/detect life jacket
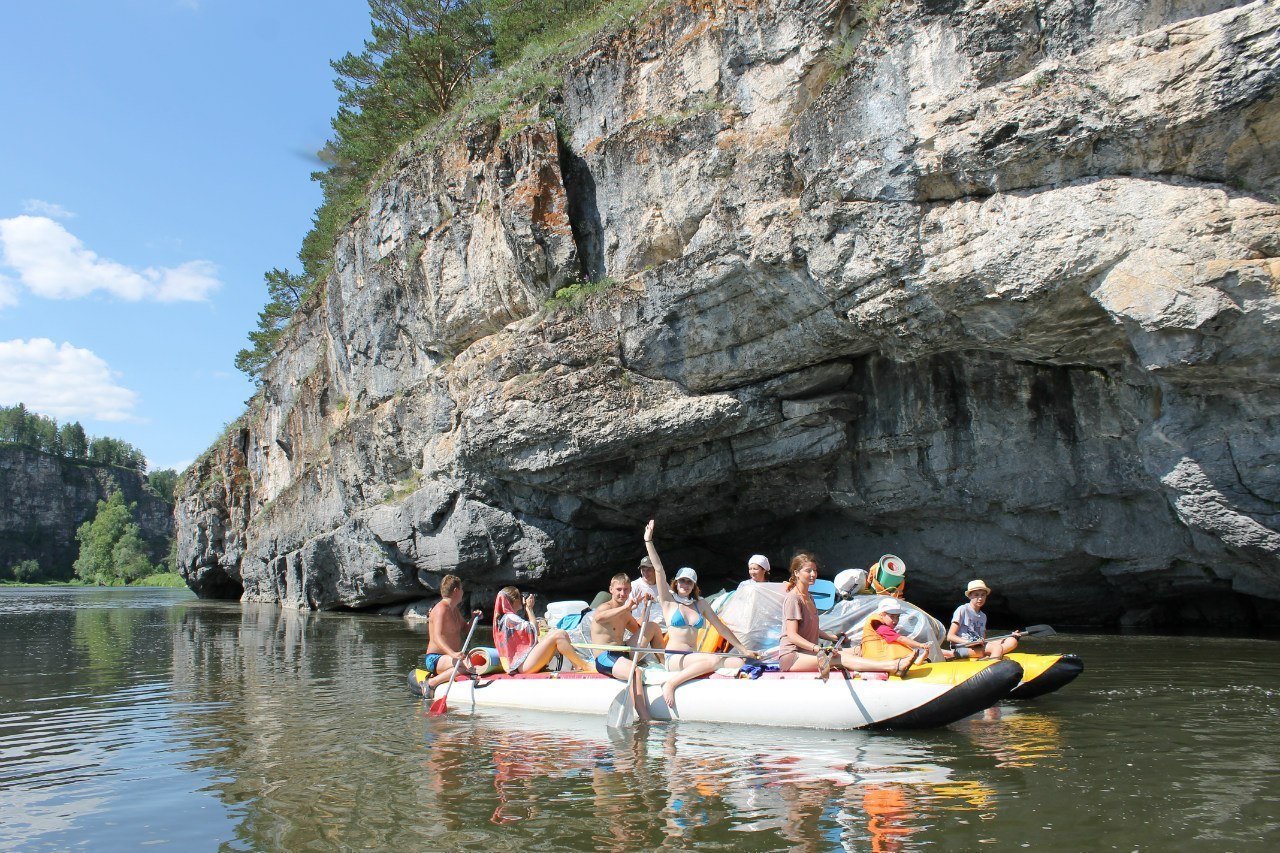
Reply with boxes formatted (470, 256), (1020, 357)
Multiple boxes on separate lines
(860, 614), (914, 662)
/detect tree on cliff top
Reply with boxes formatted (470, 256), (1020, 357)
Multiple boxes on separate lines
(236, 0), (621, 381)
(73, 492), (157, 585)
(1, 403), (148, 470)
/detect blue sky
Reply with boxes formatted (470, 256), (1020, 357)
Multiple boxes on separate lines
(0, 0), (371, 471)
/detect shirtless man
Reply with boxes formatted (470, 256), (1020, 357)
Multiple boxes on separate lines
(425, 574), (481, 689)
(590, 574), (662, 679)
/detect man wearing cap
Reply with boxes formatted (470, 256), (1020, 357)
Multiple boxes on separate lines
(630, 556), (665, 629)
(747, 554), (770, 583)
(947, 579), (1021, 660)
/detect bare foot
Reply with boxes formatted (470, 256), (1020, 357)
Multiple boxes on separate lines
(662, 683), (678, 716)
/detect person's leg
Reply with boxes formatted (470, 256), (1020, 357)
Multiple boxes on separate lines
(426, 654), (458, 687)
(518, 634), (562, 673)
(839, 651), (912, 675)
(783, 652), (820, 672)
(987, 636), (1018, 659)
(661, 653), (718, 712)
(552, 632), (594, 671)
(610, 655), (635, 682)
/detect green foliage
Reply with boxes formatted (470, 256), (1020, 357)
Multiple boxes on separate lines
(1, 403), (147, 469)
(73, 492), (158, 586)
(87, 436), (147, 470)
(147, 468), (180, 503)
(384, 470), (424, 503)
(234, 267), (312, 380)
(489, 0), (600, 67)
(134, 572), (187, 587)
(59, 421), (87, 458)
(544, 275), (617, 313)
(650, 97), (728, 128)
(2, 559), (43, 583)
(859, 0), (887, 23)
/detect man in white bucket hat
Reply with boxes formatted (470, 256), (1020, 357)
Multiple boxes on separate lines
(947, 579), (1021, 659)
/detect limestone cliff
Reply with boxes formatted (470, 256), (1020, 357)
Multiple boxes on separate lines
(0, 446), (173, 578)
(177, 0), (1280, 627)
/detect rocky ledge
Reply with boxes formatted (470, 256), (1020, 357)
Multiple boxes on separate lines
(177, 0), (1280, 628)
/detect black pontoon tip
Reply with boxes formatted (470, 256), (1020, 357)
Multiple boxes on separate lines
(1008, 654), (1084, 700)
(872, 659), (1024, 730)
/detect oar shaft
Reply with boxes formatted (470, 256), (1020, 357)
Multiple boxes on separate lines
(430, 614), (481, 714)
(575, 642), (758, 660)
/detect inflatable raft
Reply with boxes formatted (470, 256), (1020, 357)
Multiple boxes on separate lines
(1005, 652), (1084, 699)
(409, 657), (1023, 730)
(708, 585), (1083, 701)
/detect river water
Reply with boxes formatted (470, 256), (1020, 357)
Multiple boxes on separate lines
(1, 587), (1277, 851)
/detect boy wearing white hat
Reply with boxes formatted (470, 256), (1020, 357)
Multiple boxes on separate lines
(947, 579), (1020, 660)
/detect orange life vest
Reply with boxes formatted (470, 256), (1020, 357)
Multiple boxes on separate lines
(860, 615), (914, 662)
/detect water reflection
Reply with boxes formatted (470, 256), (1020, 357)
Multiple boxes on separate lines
(407, 709), (1015, 851)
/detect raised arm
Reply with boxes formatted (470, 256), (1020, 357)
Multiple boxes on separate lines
(644, 519), (674, 605)
(702, 604), (756, 657)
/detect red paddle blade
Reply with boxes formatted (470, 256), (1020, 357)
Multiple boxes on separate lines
(428, 695), (447, 716)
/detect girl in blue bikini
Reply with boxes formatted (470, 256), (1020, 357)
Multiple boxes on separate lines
(643, 519), (758, 714)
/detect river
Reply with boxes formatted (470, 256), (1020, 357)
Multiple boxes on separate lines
(1, 587), (1277, 850)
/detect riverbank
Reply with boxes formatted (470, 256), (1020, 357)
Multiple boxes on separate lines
(0, 572), (186, 588)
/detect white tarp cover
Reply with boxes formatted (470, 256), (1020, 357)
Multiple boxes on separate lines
(551, 583), (949, 662)
(711, 582), (948, 660)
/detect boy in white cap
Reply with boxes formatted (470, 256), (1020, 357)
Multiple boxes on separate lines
(747, 554), (770, 583)
(947, 579), (1021, 660)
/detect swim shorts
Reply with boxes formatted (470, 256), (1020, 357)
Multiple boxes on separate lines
(594, 650), (630, 676)
(423, 653), (443, 675)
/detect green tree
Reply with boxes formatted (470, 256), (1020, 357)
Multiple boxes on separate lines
(73, 492), (155, 585)
(111, 528), (155, 583)
(11, 559), (43, 582)
(233, 268), (310, 380)
(489, 0), (600, 66)
(59, 421), (88, 458)
(147, 468), (180, 503)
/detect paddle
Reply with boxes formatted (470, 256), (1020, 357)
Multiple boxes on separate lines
(428, 614), (481, 717)
(955, 624), (1056, 648)
(605, 611), (651, 728)
(576, 642), (760, 662)
(810, 579), (837, 613)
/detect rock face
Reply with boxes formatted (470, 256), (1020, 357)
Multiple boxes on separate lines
(0, 446), (173, 578)
(177, 0), (1280, 628)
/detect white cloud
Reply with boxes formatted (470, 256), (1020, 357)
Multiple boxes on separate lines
(0, 272), (18, 309)
(22, 199), (75, 220)
(0, 216), (221, 304)
(0, 338), (140, 422)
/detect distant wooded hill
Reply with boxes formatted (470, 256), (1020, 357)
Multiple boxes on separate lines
(0, 404), (176, 581)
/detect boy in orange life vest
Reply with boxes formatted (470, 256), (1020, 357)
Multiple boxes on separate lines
(860, 599), (931, 665)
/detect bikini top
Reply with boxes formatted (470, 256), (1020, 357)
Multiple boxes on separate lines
(668, 604), (706, 630)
